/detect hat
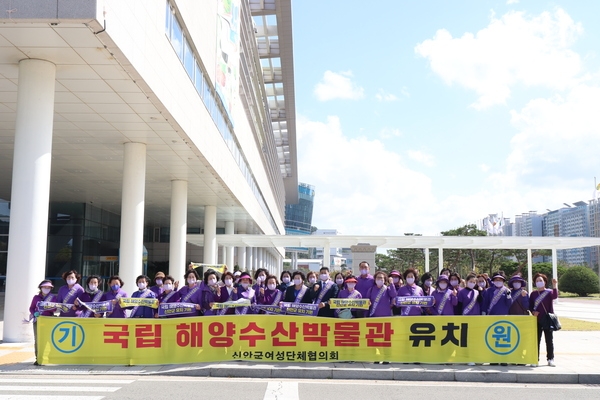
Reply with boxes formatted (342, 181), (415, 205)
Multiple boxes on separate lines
(154, 271), (165, 278)
(345, 277), (358, 283)
(389, 270), (401, 277)
(491, 272), (506, 281)
(39, 280), (54, 288)
(436, 274), (450, 284)
(234, 271), (242, 277)
(508, 275), (525, 288)
(238, 272), (252, 282)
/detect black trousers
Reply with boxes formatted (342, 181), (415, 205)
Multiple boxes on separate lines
(537, 318), (554, 361)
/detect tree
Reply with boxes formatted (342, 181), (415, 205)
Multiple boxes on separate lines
(559, 266), (600, 297)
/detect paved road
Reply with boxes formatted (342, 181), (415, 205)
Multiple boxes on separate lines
(0, 376), (598, 400)
(554, 298), (600, 322)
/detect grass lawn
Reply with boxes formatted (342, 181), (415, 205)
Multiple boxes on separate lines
(559, 317), (600, 331)
(558, 292), (600, 299)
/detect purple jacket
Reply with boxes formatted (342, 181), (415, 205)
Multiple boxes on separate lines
(218, 285), (238, 315)
(397, 284), (425, 316)
(56, 284), (84, 317)
(235, 286), (256, 315)
(150, 285), (164, 297)
(102, 288), (128, 318)
(257, 288), (283, 306)
(432, 288), (458, 315)
(457, 287), (481, 315)
(176, 284), (203, 317)
(128, 289), (157, 318)
(482, 286), (513, 315)
(336, 288), (362, 317)
(366, 284), (397, 317)
(77, 290), (104, 317)
(356, 274), (374, 298)
(530, 288), (558, 323)
(29, 293), (56, 317)
(509, 289), (530, 315)
(201, 285), (222, 316)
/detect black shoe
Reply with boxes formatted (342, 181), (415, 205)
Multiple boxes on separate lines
(382, 361), (389, 365)
(33, 361), (39, 366)
(500, 363), (508, 366)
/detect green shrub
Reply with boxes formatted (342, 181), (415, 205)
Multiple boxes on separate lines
(558, 266), (600, 297)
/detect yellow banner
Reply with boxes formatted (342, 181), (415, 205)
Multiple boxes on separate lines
(211, 300), (251, 310)
(118, 298), (159, 309)
(328, 299), (371, 309)
(37, 315), (537, 365)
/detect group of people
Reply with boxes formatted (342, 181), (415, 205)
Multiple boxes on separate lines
(29, 261), (558, 367)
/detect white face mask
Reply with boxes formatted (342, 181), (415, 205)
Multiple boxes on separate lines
(308, 277), (316, 284)
(41, 287), (51, 295)
(282, 277), (290, 283)
(164, 283), (173, 291)
(494, 281), (504, 288)
(450, 280), (459, 287)
(536, 281), (545, 288)
(406, 278), (415, 285)
(336, 278), (344, 285)
(438, 282), (448, 290)
(155, 279), (163, 286)
(320, 274), (329, 282)
(241, 282), (250, 289)
(88, 284), (97, 292)
(267, 283), (276, 291)
(257, 275), (265, 283)
(376, 280), (384, 287)
(137, 282), (146, 290)
(225, 279), (233, 287)
(293, 278), (302, 286)
(66, 278), (76, 285)
(208, 278), (217, 286)
(513, 282), (522, 290)
(478, 281), (486, 288)
(467, 282), (476, 289)
(360, 269), (368, 276)
(393, 277), (400, 283)
(425, 280), (432, 287)
(187, 278), (196, 285)
(347, 283), (356, 290)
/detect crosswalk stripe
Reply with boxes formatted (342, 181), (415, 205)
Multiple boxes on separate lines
(0, 379), (134, 385)
(263, 381), (299, 400)
(0, 396), (104, 400)
(0, 386), (119, 392)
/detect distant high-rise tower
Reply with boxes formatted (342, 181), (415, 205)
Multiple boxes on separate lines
(285, 183), (315, 236)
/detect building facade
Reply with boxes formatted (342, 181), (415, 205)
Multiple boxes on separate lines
(0, 0), (297, 342)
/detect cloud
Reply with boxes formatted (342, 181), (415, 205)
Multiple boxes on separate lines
(506, 0), (519, 4)
(313, 70), (364, 101)
(375, 89), (399, 102)
(407, 150), (436, 167)
(479, 164), (491, 172)
(415, 8), (583, 109)
(379, 127), (402, 139)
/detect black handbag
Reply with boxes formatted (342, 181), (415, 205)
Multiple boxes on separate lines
(542, 303), (561, 331)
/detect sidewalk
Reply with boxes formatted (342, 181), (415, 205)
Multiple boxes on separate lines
(1, 331), (599, 384)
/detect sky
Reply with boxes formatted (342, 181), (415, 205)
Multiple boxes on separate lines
(290, 0), (600, 236)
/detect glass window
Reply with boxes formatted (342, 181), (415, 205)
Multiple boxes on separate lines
(195, 63), (203, 95)
(184, 39), (195, 80)
(165, 2), (171, 37)
(171, 16), (183, 60)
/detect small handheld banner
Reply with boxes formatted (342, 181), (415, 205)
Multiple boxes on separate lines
(37, 301), (72, 314)
(396, 296), (434, 307)
(211, 299), (251, 310)
(119, 298), (159, 309)
(281, 302), (319, 316)
(253, 304), (284, 314)
(329, 299), (371, 310)
(158, 302), (198, 317)
(78, 300), (113, 313)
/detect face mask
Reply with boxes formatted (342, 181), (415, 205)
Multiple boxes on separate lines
(478, 282), (486, 288)
(347, 283), (356, 290)
(308, 277), (316, 284)
(155, 279), (163, 286)
(336, 278), (344, 285)
(225, 279), (233, 287)
(376, 280), (384, 287)
(320, 274), (329, 282)
(257, 275), (265, 283)
(267, 283), (276, 291)
(241, 282), (250, 289)
(360, 269), (368, 276)
(406, 278), (415, 285)
(208, 278), (217, 286)
(293, 278), (302, 286)
(164, 283), (173, 291)
(425, 280), (432, 287)
(393, 277), (400, 283)
(536, 281), (545, 288)
(137, 282), (146, 290)
(88, 284), (97, 292)
(187, 278), (196, 285)
(450, 280), (459, 286)
(41, 288), (51, 295)
(467, 282), (476, 289)
(438, 282), (448, 290)
(494, 281), (504, 288)
(513, 282), (522, 290)
(66, 278), (76, 285)
(282, 277), (290, 284)
(111, 284), (120, 291)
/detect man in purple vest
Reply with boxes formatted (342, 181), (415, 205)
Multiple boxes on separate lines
(355, 261), (374, 318)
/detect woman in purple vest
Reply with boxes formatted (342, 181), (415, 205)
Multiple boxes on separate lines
(283, 271), (312, 304)
(366, 271), (397, 317)
(390, 270), (403, 315)
(257, 275), (283, 312)
(335, 275), (362, 318)
(421, 272), (435, 296)
(432, 275), (458, 315)
(530, 273), (558, 367)
(508, 273), (530, 315)
(457, 273), (482, 316)
(127, 275), (157, 318)
(103, 275), (128, 318)
(56, 270), (84, 318)
(397, 268), (425, 316)
(252, 268), (268, 304)
(218, 272), (238, 315)
(201, 270), (222, 316)
(75, 275), (104, 318)
(157, 275), (181, 318)
(29, 279), (55, 365)
(150, 271), (166, 297)
(236, 272), (256, 315)
(482, 272), (512, 316)
(177, 269), (203, 317)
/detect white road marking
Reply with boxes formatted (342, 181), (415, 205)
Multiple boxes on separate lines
(263, 381), (300, 400)
(0, 386), (119, 392)
(0, 397), (104, 400)
(0, 379), (134, 384)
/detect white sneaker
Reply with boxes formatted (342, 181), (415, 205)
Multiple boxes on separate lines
(548, 359), (556, 367)
(468, 362), (476, 366)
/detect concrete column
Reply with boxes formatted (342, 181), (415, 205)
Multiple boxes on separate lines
(203, 205), (217, 264)
(119, 142), (147, 295)
(527, 248), (533, 294)
(552, 248), (558, 303)
(236, 229), (246, 271)
(3, 59), (56, 343)
(438, 248), (444, 273)
(323, 244), (331, 270)
(169, 180), (187, 283)
(424, 248), (430, 272)
(225, 221), (234, 269)
(245, 246), (252, 272)
(257, 248), (264, 271)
